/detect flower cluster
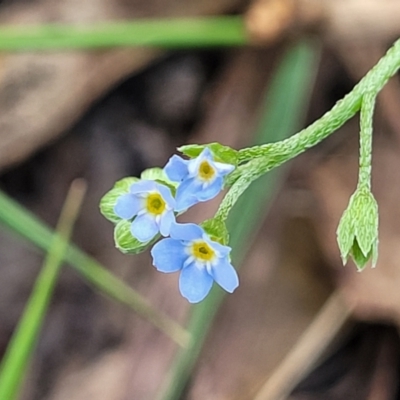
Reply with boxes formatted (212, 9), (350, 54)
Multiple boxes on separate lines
(101, 148), (238, 303)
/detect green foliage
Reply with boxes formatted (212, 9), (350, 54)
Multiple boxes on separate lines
(178, 142), (239, 166)
(337, 187), (379, 269)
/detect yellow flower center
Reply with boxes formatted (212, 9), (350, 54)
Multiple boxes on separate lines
(191, 240), (215, 262)
(198, 160), (215, 181)
(146, 192), (166, 215)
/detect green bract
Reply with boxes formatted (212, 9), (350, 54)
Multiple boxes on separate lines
(100, 168), (178, 254)
(114, 220), (157, 254)
(100, 177), (139, 223)
(178, 142), (238, 166)
(201, 217), (229, 245)
(336, 187), (379, 270)
(140, 167), (178, 194)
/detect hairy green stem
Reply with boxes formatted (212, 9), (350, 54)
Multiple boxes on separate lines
(358, 91), (376, 189)
(217, 38), (400, 220)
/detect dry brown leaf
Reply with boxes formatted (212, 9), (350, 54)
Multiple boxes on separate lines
(0, 0), (246, 171)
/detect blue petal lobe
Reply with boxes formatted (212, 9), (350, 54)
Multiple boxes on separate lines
(114, 194), (142, 219)
(196, 177), (223, 201)
(214, 161), (235, 176)
(211, 258), (239, 293)
(204, 239), (231, 257)
(151, 238), (186, 273)
(179, 264), (213, 303)
(199, 147), (213, 160)
(175, 195), (198, 213)
(170, 222), (203, 241)
(157, 184), (175, 208)
(130, 214), (158, 242)
(175, 178), (201, 211)
(164, 155), (189, 182)
(159, 210), (175, 237)
(130, 180), (156, 194)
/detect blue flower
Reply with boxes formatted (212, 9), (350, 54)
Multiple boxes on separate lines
(164, 148), (235, 212)
(151, 223), (239, 303)
(114, 180), (175, 243)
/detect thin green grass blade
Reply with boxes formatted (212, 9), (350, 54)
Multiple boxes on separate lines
(0, 17), (246, 51)
(157, 40), (320, 400)
(0, 179), (86, 400)
(0, 190), (190, 347)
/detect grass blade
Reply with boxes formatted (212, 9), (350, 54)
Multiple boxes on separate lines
(157, 40), (320, 400)
(0, 17), (246, 51)
(0, 190), (190, 347)
(0, 179), (86, 400)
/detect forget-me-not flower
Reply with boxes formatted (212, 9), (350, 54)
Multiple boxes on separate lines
(164, 148), (235, 212)
(114, 180), (175, 243)
(151, 222), (239, 303)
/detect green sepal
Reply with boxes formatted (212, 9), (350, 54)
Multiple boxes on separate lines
(201, 218), (229, 245)
(141, 167), (178, 195)
(99, 177), (140, 224)
(178, 142), (238, 166)
(336, 187), (379, 270)
(114, 219), (157, 254)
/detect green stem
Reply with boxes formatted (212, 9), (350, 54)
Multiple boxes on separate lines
(219, 38), (400, 219)
(0, 17), (246, 51)
(358, 91), (376, 189)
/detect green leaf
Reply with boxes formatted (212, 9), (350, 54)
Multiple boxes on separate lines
(114, 219), (155, 254)
(100, 177), (139, 223)
(178, 142), (238, 166)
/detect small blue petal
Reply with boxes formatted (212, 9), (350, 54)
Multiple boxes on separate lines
(179, 264), (213, 303)
(151, 238), (187, 273)
(170, 222), (203, 241)
(130, 180), (156, 194)
(175, 178), (202, 211)
(211, 258), (239, 293)
(157, 184), (175, 208)
(164, 155), (189, 182)
(199, 147), (213, 160)
(130, 214), (158, 242)
(175, 195), (199, 213)
(114, 194), (142, 219)
(196, 177), (223, 201)
(187, 150), (209, 176)
(214, 161), (235, 176)
(204, 239), (231, 257)
(159, 210), (175, 237)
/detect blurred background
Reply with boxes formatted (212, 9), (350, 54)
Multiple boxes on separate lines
(1, 0), (400, 399)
